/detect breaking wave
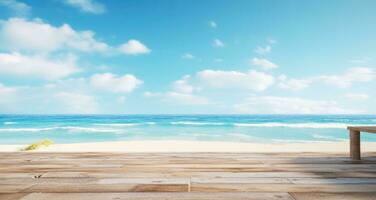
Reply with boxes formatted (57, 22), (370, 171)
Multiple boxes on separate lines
(170, 121), (225, 126)
(233, 123), (372, 129)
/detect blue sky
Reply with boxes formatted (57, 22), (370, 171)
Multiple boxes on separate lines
(0, 0), (375, 114)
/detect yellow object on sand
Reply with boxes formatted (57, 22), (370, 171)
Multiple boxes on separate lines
(24, 139), (54, 151)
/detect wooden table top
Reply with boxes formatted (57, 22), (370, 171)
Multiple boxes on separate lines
(1, 152), (376, 200)
(347, 126), (376, 133)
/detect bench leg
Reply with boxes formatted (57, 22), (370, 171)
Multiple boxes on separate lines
(350, 130), (361, 160)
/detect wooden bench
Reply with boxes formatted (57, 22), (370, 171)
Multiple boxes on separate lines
(347, 126), (376, 160)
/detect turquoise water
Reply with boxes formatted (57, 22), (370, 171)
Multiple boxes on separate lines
(0, 115), (375, 144)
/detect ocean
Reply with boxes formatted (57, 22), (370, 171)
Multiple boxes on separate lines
(0, 115), (375, 144)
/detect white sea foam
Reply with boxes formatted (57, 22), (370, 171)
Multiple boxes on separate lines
(0, 127), (56, 132)
(170, 121), (224, 126)
(3, 122), (17, 125)
(95, 123), (139, 127)
(233, 123), (373, 129)
(61, 126), (121, 133)
(0, 126), (121, 133)
(271, 139), (326, 143)
(312, 134), (348, 141)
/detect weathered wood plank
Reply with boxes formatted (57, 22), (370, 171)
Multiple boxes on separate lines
(0, 152), (375, 195)
(0, 185), (33, 194)
(0, 178), (190, 193)
(2, 171), (375, 179)
(190, 183), (376, 192)
(0, 193), (28, 200)
(348, 126), (376, 134)
(192, 177), (376, 184)
(19, 192), (295, 200)
(291, 192), (376, 200)
(288, 177), (376, 184)
(23, 184), (189, 193)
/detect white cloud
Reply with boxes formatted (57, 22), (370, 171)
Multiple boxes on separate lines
(254, 45), (271, 54)
(197, 69), (274, 91)
(172, 75), (195, 94)
(182, 53), (194, 59)
(144, 91), (158, 97)
(164, 92), (209, 105)
(317, 67), (375, 88)
(0, 52), (79, 80)
(90, 73), (143, 93)
(209, 20), (217, 28)
(0, 0), (30, 16)
(145, 76), (209, 105)
(277, 75), (312, 91)
(0, 82), (100, 114)
(345, 93), (369, 100)
(54, 92), (98, 114)
(251, 58), (278, 70)
(0, 18), (110, 52)
(213, 39), (224, 48)
(0, 18), (152, 57)
(63, 0), (106, 14)
(276, 67), (375, 91)
(234, 96), (362, 114)
(214, 58), (223, 63)
(118, 39), (151, 55)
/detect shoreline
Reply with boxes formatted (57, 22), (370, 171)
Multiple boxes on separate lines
(1, 140), (376, 152)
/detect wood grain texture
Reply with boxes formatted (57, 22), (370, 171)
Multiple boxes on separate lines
(19, 192), (295, 200)
(291, 192), (376, 200)
(350, 130), (361, 160)
(347, 126), (376, 133)
(0, 152), (375, 199)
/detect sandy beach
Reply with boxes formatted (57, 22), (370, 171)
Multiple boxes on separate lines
(1, 140), (376, 152)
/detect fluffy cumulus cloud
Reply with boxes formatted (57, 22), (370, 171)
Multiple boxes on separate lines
(0, 0), (30, 16)
(90, 73), (143, 93)
(213, 39), (224, 48)
(63, 0), (106, 14)
(277, 67), (375, 91)
(0, 73), (145, 113)
(0, 82), (100, 114)
(197, 69), (274, 91)
(0, 52), (79, 80)
(118, 39), (151, 55)
(0, 18), (110, 52)
(234, 96), (362, 114)
(0, 18), (151, 55)
(144, 75), (209, 105)
(54, 92), (99, 114)
(277, 75), (312, 91)
(251, 58), (278, 70)
(317, 67), (375, 88)
(254, 45), (271, 54)
(172, 75), (195, 94)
